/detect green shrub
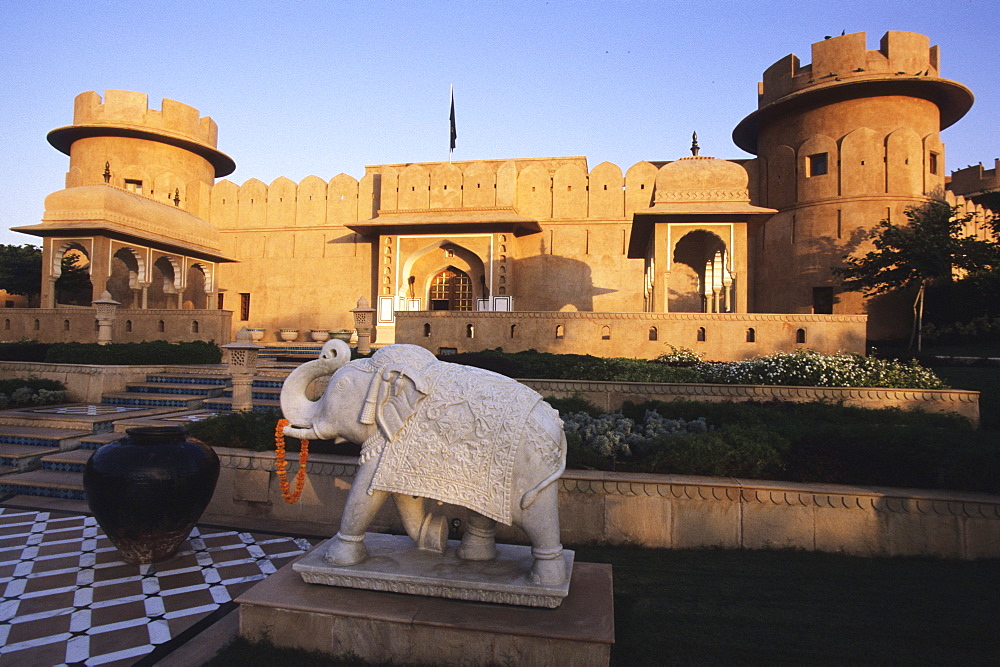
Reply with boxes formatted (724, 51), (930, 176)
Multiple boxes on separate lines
(0, 377), (68, 408)
(0, 342), (52, 362)
(44, 340), (222, 365)
(543, 394), (603, 417)
(187, 409), (283, 452)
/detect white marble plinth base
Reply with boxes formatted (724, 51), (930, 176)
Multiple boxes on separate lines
(293, 533), (574, 608)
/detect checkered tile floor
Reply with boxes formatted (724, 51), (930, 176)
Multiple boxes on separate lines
(0, 507), (315, 666)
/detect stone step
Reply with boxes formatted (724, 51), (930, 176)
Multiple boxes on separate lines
(124, 382), (226, 397)
(0, 444), (62, 473)
(0, 424), (92, 449)
(0, 404), (184, 433)
(79, 431), (128, 448)
(101, 393), (207, 410)
(220, 387), (282, 401)
(41, 448), (93, 473)
(203, 396), (281, 413)
(144, 373), (229, 387)
(0, 469), (85, 501)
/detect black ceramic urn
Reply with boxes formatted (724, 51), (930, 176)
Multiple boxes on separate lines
(83, 426), (220, 564)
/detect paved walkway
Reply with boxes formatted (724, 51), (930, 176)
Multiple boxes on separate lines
(0, 500), (319, 666)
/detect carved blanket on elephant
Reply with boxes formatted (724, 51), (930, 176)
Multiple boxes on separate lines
(365, 363), (541, 525)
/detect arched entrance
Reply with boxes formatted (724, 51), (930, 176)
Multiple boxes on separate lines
(106, 248), (141, 307)
(429, 268), (473, 311)
(55, 244), (93, 306)
(148, 257), (179, 309)
(183, 265), (207, 309)
(671, 230), (733, 313)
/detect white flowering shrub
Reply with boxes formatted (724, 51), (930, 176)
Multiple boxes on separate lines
(694, 350), (945, 389)
(563, 409), (709, 458)
(654, 345), (703, 366)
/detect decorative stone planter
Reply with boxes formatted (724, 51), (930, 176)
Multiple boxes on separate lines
(331, 330), (353, 343)
(84, 426), (220, 564)
(310, 329), (331, 342)
(246, 328), (265, 342)
(279, 328), (299, 342)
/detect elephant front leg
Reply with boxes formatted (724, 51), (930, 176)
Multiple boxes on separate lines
(457, 512), (498, 561)
(324, 463), (390, 566)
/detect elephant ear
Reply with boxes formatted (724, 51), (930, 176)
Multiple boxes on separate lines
(373, 363), (429, 442)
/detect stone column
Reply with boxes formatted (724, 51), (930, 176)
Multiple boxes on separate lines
(222, 328), (263, 412)
(93, 291), (121, 345)
(351, 297), (377, 355)
(44, 276), (57, 309)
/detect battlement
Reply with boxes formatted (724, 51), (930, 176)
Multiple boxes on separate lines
(949, 159), (1000, 197)
(758, 31), (941, 107)
(70, 90), (219, 148)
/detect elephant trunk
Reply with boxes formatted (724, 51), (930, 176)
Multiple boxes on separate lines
(279, 339), (351, 438)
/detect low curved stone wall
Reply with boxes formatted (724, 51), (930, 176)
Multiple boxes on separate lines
(204, 449), (1000, 560)
(520, 379), (981, 425)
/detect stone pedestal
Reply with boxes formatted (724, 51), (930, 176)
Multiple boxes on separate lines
(237, 543), (614, 666)
(293, 534), (573, 607)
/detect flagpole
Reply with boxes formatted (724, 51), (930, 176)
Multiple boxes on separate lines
(449, 84), (456, 163)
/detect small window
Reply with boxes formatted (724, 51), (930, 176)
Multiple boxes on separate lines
(696, 327), (706, 342)
(63, 319), (70, 331)
(423, 323), (431, 337)
(555, 325), (564, 339)
(510, 324), (517, 339)
(929, 152), (940, 175)
(125, 320), (133, 333)
(601, 325), (611, 341)
(217, 293), (225, 310)
(192, 320), (200, 334)
(648, 326), (658, 341)
(466, 324), (474, 338)
(796, 328), (807, 344)
(3, 319), (9, 330)
(124, 179), (143, 194)
(34, 319), (40, 331)
(807, 153), (828, 177)
(240, 293), (250, 321)
(158, 320), (165, 333)
(746, 327), (756, 343)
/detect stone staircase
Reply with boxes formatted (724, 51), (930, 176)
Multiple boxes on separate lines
(0, 368), (292, 501)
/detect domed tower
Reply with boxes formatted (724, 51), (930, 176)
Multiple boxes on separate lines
(14, 91), (236, 310)
(732, 31), (973, 338)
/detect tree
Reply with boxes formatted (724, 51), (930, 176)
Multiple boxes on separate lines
(834, 200), (1000, 352)
(55, 252), (93, 306)
(0, 244), (42, 306)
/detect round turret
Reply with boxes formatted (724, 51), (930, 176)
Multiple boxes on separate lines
(47, 90), (235, 210)
(731, 31), (973, 338)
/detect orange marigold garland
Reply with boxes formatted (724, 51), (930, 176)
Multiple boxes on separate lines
(275, 418), (309, 504)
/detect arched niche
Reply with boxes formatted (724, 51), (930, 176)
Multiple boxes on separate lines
(670, 230), (732, 313)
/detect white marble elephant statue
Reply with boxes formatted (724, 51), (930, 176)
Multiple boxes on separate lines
(279, 340), (568, 586)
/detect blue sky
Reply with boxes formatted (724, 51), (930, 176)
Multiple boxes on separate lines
(1, 0), (997, 246)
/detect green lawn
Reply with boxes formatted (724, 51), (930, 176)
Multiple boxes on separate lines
(210, 547), (1000, 666)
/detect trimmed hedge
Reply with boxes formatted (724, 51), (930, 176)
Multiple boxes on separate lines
(0, 342), (52, 362)
(43, 340), (222, 365)
(441, 348), (946, 389)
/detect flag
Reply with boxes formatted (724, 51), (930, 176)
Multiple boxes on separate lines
(449, 86), (457, 152)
